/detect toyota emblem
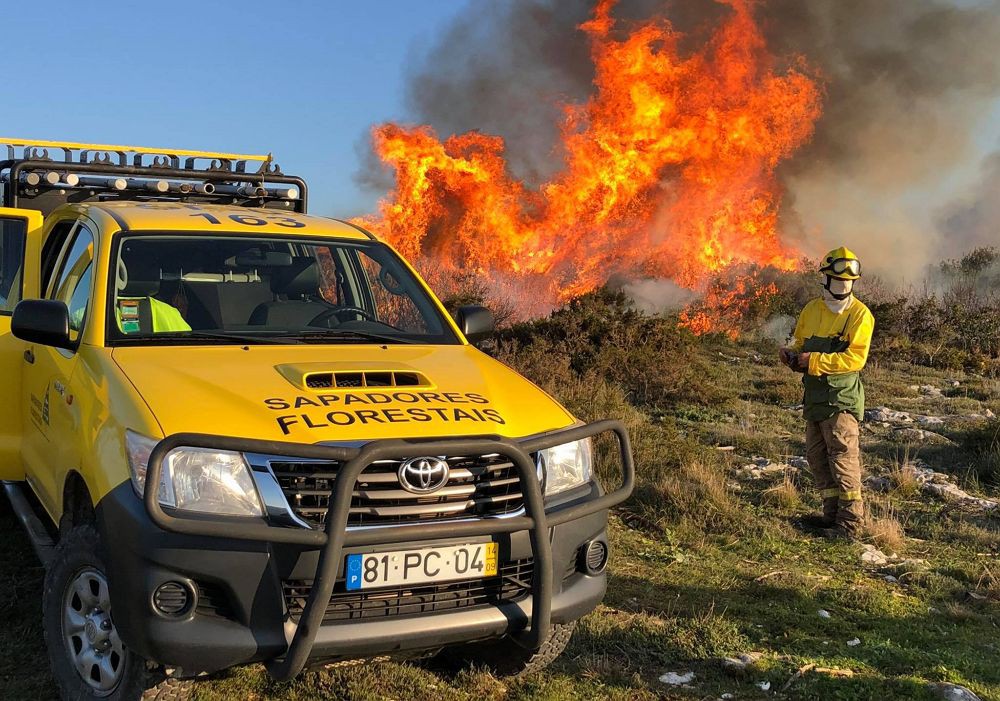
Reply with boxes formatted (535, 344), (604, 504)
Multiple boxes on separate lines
(398, 457), (450, 494)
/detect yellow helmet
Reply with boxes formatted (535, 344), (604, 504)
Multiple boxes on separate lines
(819, 246), (861, 280)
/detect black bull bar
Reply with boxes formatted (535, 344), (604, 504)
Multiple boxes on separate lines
(143, 420), (634, 681)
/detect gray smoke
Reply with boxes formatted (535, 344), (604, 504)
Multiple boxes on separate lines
(937, 150), (1000, 252)
(385, 0), (1000, 283)
(759, 314), (797, 346)
(622, 278), (696, 314)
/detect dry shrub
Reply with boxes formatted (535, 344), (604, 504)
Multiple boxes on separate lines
(761, 475), (801, 511)
(862, 497), (907, 553)
(889, 456), (922, 499)
(889, 470), (921, 499)
(976, 563), (999, 600)
(650, 459), (743, 530)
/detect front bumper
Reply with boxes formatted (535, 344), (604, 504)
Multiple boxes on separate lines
(99, 421), (633, 679)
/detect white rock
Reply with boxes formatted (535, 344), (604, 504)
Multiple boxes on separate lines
(721, 652), (762, 674)
(818, 609), (831, 619)
(659, 671), (695, 685)
(865, 476), (892, 493)
(986, 409), (996, 419)
(894, 427), (928, 442)
(847, 638), (861, 646)
(916, 415), (945, 427)
(860, 545), (890, 566)
(929, 682), (982, 701)
(757, 681), (771, 691)
(721, 695), (735, 700)
(866, 406), (913, 423)
(921, 480), (999, 511)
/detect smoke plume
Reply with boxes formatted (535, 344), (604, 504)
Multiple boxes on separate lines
(937, 150), (1000, 252)
(622, 278), (696, 314)
(385, 0), (1000, 286)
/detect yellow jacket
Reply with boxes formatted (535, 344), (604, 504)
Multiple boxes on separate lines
(789, 297), (874, 376)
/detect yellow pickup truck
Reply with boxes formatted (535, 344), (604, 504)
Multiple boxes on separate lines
(0, 139), (633, 701)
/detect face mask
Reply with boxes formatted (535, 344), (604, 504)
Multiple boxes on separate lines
(823, 276), (853, 301)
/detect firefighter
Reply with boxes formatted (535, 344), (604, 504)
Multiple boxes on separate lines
(779, 247), (875, 539)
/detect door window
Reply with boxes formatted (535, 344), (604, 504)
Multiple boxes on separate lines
(48, 225), (95, 344)
(0, 219), (26, 313)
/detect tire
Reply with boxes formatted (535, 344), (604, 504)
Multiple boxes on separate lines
(438, 621), (577, 678)
(42, 523), (192, 701)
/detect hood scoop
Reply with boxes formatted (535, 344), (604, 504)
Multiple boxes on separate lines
(304, 370), (428, 389)
(276, 362), (432, 391)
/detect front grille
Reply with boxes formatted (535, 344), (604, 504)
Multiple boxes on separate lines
(272, 453), (525, 528)
(284, 558), (534, 623)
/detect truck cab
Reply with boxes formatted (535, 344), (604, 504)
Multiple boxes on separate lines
(0, 139), (632, 701)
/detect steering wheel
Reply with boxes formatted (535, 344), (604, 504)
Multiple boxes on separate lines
(308, 306), (379, 327)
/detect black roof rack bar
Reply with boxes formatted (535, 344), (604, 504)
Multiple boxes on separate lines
(0, 159), (309, 213)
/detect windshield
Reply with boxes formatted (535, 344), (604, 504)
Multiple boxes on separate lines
(106, 234), (459, 345)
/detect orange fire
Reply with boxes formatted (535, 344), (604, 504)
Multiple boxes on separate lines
(358, 0), (822, 331)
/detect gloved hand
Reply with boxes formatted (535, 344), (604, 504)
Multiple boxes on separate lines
(778, 348), (796, 368)
(794, 352), (811, 373)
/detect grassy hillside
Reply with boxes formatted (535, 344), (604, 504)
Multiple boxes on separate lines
(1, 288), (998, 700)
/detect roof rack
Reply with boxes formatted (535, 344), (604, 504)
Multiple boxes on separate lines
(0, 138), (308, 216)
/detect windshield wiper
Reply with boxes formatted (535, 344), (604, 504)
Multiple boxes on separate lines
(285, 329), (417, 345)
(151, 330), (303, 345)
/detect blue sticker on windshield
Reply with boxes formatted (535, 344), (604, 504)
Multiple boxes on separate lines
(346, 554), (362, 591)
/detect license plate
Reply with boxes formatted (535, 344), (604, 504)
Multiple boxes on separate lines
(345, 542), (498, 591)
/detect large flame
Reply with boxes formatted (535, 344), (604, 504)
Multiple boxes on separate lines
(358, 0), (822, 332)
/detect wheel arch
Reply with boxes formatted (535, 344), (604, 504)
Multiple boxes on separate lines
(60, 469), (96, 533)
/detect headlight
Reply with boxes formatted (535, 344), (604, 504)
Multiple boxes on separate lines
(536, 438), (593, 496)
(125, 431), (263, 517)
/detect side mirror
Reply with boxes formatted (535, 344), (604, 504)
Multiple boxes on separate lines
(12, 300), (73, 350)
(456, 305), (494, 344)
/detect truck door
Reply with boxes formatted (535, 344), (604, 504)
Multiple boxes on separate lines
(20, 220), (95, 516)
(0, 207), (43, 480)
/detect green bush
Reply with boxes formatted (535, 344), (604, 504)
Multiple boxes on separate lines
(865, 282), (1000, 372)
(499, 288), (720, 408)
(959, 419), (1000, 486)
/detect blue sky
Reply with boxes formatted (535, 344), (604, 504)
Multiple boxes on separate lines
(0, 1), (466, 218)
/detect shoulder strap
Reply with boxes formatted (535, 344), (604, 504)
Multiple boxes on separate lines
(837, 300), (860, 339)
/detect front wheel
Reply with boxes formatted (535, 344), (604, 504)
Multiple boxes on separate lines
(438, 621), (577, 677)
(42, 524), (191, 701)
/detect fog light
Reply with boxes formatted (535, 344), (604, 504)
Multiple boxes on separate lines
(581, 540), (608, 575)
(152, 581), (194, 617)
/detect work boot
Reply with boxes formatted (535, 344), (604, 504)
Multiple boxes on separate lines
(819, 524), (858, 542)
(800, 497), (839, 530)
(800, 513), (835, 529)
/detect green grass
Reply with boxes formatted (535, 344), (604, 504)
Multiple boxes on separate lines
(1, 306), (998, 700)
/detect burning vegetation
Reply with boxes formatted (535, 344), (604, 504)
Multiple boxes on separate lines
(357, 0), (822, 335)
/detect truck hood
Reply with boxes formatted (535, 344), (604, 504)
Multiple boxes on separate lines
(112, 344), (574, 443)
